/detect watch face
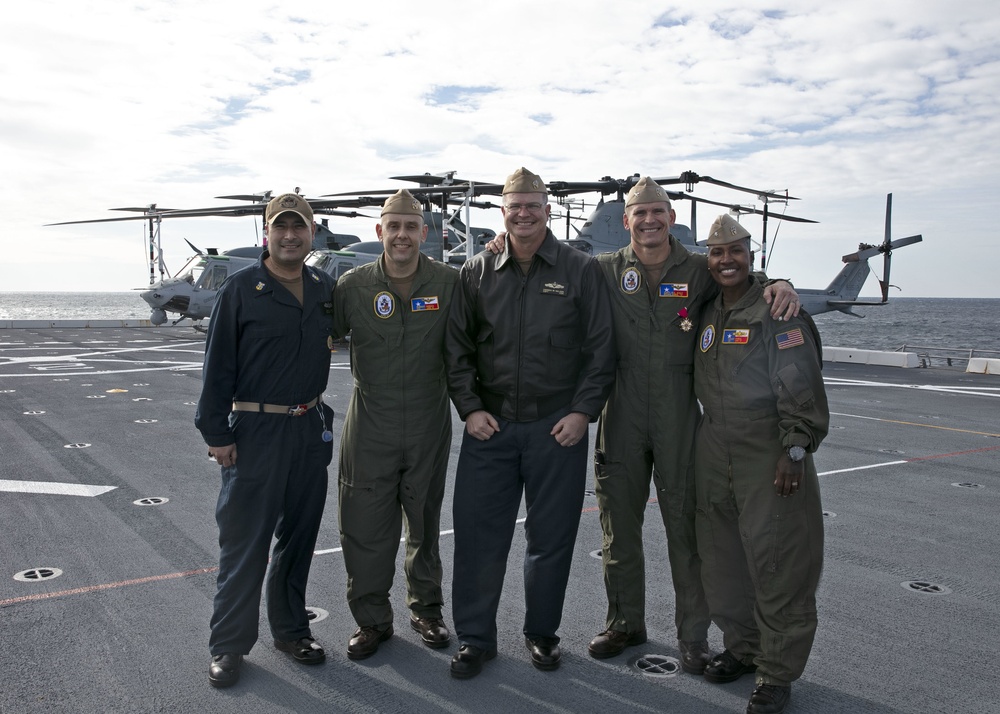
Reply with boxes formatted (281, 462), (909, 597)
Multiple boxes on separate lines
(788, 446), (806, 462)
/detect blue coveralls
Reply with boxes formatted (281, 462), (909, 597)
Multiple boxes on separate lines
(195, 253), (335, 656)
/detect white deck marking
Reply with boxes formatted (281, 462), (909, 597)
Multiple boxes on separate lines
(824, 376), (1000, 398)
(0, 479), (117, 497)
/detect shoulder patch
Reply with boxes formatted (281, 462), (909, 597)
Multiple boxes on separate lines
(776, 327), (805, 350)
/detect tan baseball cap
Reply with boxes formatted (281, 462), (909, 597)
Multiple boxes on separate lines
(265, 193), (313, 224)
(502, 167), (547, 195)
(381, 188), (424, 217)
(625, 176), (670, 207)
(706, 214), (751, 245)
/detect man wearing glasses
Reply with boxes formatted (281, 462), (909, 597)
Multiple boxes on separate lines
(445, 167), (615, 678)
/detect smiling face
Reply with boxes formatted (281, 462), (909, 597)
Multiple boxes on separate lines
(623, 200), (674, 251)
(264, 211), (315, 269)
(707, 237), (753, 299)
(502, 192), (550, 245)
(376, 212), (428, 273)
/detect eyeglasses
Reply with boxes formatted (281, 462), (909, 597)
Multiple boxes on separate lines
(504, 202), (545, 213)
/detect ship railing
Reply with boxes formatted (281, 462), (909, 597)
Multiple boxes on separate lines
(895, 345), (1000, 369)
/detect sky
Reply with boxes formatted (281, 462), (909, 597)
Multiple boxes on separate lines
(2, 1), (999, 298)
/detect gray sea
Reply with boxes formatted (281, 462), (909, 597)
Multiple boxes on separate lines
(0, 292), (996, 353)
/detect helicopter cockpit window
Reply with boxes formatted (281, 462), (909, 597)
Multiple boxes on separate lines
(197, 264), (228, 291)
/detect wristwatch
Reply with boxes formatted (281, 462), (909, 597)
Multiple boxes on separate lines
(787, 445), (806, 462)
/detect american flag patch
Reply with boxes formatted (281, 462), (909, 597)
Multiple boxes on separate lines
(776, 328), (804, 350)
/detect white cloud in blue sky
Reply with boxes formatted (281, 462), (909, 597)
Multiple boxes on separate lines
(1, 0), (998, 296)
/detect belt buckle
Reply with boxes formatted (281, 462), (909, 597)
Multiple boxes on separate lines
(287, 404), (308, 417)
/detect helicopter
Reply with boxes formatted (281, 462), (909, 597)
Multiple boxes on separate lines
(364, 170), (923, 317)
(47, 192), (377, 326)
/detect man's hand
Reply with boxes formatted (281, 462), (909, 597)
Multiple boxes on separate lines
(551, 411), (589, 447)
(485, 233), (506, 255)
(466, 410), (500, 441)
(762, 280), (800, 321)
(209, 444), (237, 467)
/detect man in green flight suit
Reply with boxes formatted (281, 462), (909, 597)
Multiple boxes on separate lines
(332, 188), (459, 660)
(588, 177), (800, 675)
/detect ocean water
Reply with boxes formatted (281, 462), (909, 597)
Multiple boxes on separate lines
(0, 292), (996, 352)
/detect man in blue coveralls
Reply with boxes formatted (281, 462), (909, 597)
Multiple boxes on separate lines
(195, 192), (336, 688)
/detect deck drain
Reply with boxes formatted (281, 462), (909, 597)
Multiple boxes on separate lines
(0, 389), (16, 393)
(629, 654), (680, 678)
(23, 410), (46, 415)
(81, 383), (93, 386)
(132, 398), (152, 402)
(952, 482), (983, 489)
(134, 419), (159, 424)
(823, 511), (837, 518)
(14, 567), (63, 582)
(879, 449), (903, 454)
(590, 549), (603, 559)
(901, 580), (951, 595)
(306, 607), (329, 623)
(134, 497), (169, 506)
(86, 395), (106, 399)
(184, 402), (197, 406)
(52, 378), (69, 382)
(829, 425), (845, 430)
(64, 443), (91, 449)
(133, 383), (150, 387)
(584, 489), (596, 496)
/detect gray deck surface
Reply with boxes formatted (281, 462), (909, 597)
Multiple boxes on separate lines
(1, 326), (997, 713)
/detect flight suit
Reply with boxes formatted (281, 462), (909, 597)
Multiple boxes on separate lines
(333, 253), (459, 628)
(594, 238), (714, 640)
(195, 253), (336, 656)
(693, 277), (829, 686)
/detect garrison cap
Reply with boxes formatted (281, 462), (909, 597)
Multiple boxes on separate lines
(381, 188), (424, 217)
(706, 213), (752, 246)
(625, 176), (671, 207)
(502, 167), (547, 195)
(265, 193), (313, 224)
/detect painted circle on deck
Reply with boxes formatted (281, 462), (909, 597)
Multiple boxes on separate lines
(64, 443), (91, 449)
(629, 654), (680, 678)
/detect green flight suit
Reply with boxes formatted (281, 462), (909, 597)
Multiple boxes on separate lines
(594, 238), (714, 640)
(693, 276), (828, 686)
(333, 253), (459, 628)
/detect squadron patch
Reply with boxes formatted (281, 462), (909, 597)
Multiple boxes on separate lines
(659, 283), (689, 298)
(374, 291), (395, 319)
(255, 281), (266, 291)
(722, 329), (750, 344)
(776, 327), (805, 350)
(541, 281), (567, 296)
(411, 296), (440, 311)
(620, 267), (642, 294)
(700, 325), (715, 352)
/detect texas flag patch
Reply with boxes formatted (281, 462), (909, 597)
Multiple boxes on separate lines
(411, 296), (440, 311)
(722, 329), (750, 344)
(659, 283), (689, 298)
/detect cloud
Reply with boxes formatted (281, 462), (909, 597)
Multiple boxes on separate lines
(1, 0), (998, 299)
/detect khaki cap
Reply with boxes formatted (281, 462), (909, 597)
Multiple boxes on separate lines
(502, 167), (547, 195)
(625, 176), (670, 207)
(265, 193), (313, 224)
(381, 188), (424, 217)
(706, 214), (752, 245)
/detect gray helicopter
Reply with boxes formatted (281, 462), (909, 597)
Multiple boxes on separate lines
(375, 170), (922, 317)
(47, 192), (377, 326)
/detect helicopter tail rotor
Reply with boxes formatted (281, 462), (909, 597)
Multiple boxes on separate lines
(840, 194), (923, 303)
